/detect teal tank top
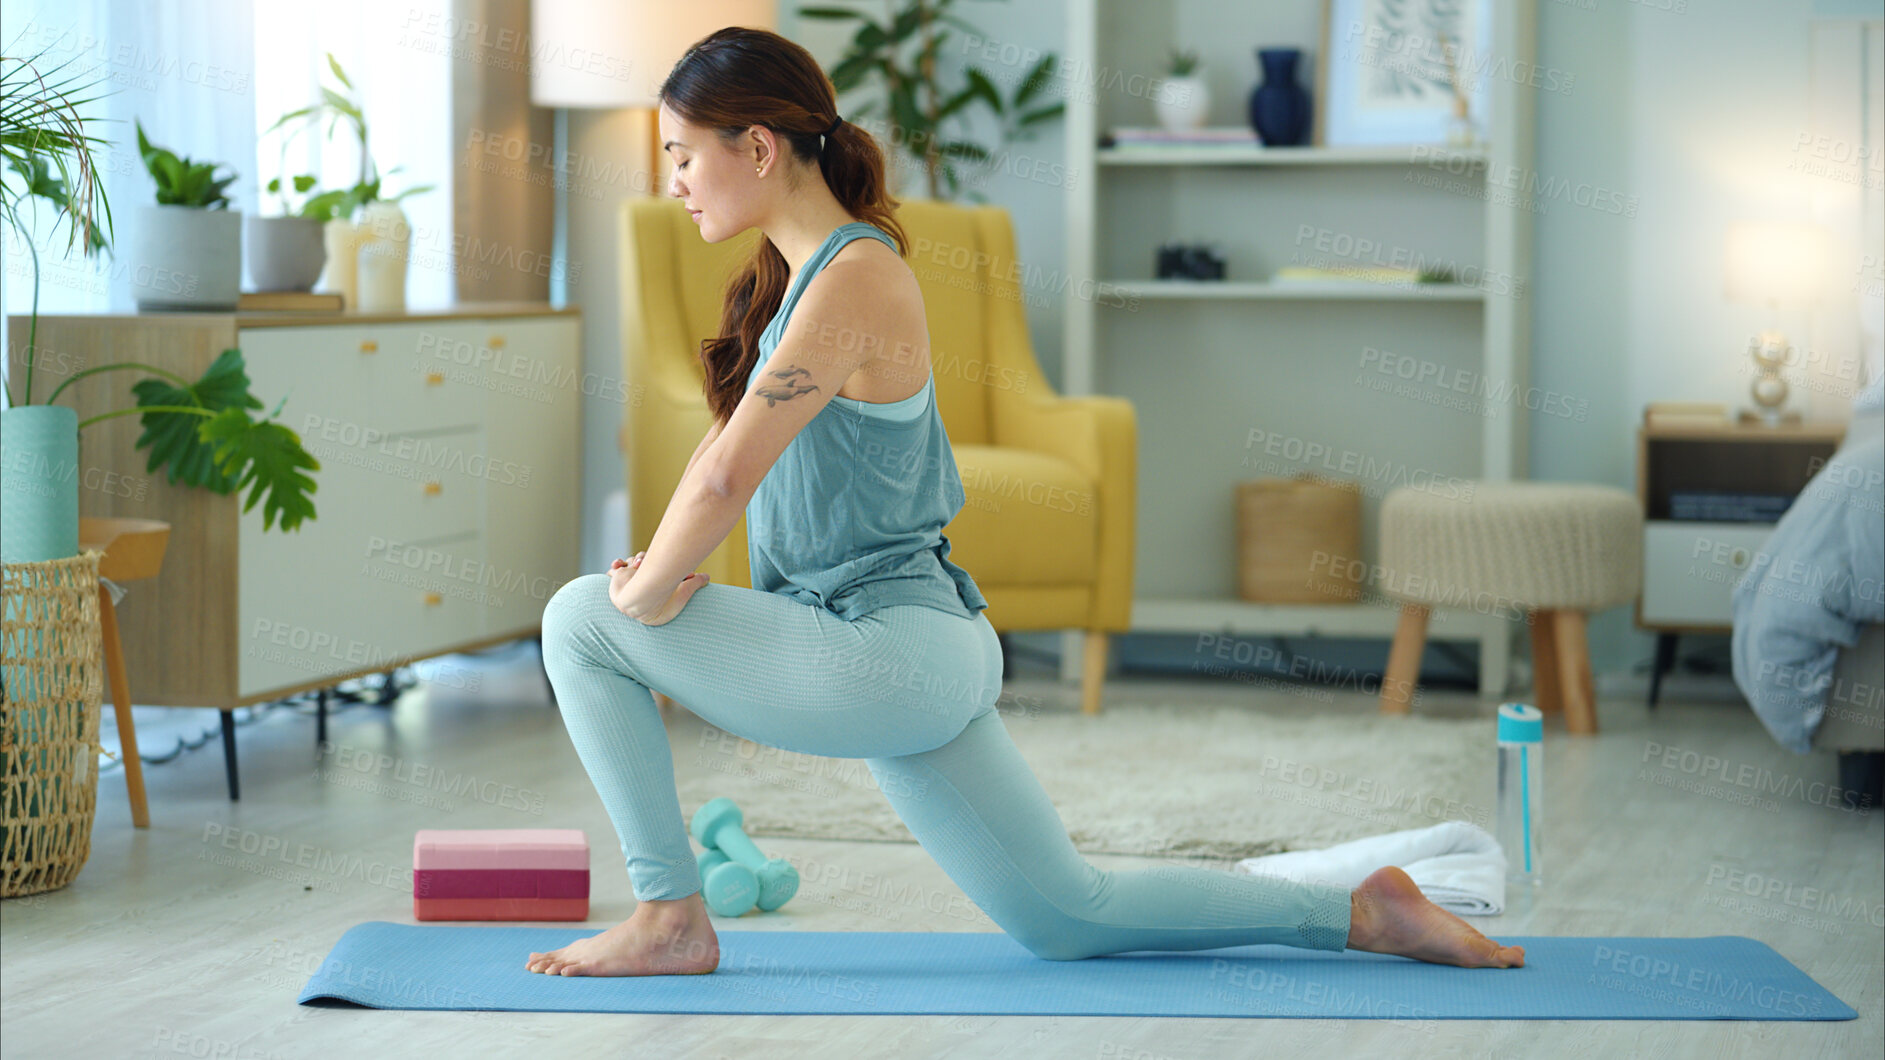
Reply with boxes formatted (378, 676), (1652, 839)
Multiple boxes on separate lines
(744, 221), (990, 622)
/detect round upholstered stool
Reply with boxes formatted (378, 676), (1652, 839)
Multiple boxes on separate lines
(1376, 482), (1643, 734)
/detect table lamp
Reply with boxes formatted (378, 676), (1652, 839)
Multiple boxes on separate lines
(1724, 220), (1830, 425)
(530, 0), (776, 305)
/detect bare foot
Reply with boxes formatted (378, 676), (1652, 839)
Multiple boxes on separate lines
(1346, 866), (1525, 968)
(524, 896), (720, 977)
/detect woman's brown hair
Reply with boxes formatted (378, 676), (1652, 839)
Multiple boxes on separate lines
(659, 26), (909, 425)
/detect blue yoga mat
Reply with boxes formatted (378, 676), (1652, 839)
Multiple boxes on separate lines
(296, 923), (1855, 1020)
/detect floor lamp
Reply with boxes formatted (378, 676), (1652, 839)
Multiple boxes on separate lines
(530, 0), (779, 308)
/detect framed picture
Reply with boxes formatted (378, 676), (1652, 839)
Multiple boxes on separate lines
(1315, 0), (1495, 147)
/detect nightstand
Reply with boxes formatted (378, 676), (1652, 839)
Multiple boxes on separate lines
(1635, 413), (1847, 706)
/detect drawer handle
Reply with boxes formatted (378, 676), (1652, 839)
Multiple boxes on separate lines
(1729, 547), (1752, 570)
(423, 481), (443, 496)
(423, 592), (443, 607)
(360, 340), (378, 353)
(425, 371), (445, 386)
(489, 334), (506, 349)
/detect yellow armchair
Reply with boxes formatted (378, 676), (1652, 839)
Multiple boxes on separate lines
(619, 197), (1137, 714)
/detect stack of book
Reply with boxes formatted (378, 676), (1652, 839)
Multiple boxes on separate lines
(1667, 491), (1795, 522)
(1100, 126), (1260, 149)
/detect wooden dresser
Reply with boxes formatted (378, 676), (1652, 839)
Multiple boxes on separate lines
(5, 302), (582, 707)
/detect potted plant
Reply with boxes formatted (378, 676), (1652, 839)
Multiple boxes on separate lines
(1154, 48), (1209, 132)
(798, 0), (1065, 202)
(3, 49), (322, 569)
(245, 172), (333, 293)
(265, 53), (433, 311)
(125, 118), (241, 310)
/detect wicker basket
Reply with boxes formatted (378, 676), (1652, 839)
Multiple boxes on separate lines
(2, 550), (106, 898)
(1236, 476), (1363, 603)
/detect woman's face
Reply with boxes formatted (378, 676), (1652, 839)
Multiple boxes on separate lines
(660, 103), (765, 243)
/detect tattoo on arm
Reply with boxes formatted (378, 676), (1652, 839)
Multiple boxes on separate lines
(755, 365), (821, 407)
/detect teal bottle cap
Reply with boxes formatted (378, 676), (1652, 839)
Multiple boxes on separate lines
(1498, 702), (1543, 743)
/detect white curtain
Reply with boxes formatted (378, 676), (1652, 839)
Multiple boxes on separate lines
(1, 0), (453, 360)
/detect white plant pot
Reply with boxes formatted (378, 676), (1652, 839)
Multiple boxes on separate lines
(316, 219), (366, 310)
(244, 215), (327, 292)
(128, 204), (241, 310)
(1154, 74), (1211, 131)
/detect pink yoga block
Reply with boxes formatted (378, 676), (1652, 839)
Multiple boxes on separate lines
(411, 830), (590, 922)
(412, 828), (589, 870)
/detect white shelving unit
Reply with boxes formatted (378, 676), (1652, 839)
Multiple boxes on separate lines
(1061, 0), (1538, 695)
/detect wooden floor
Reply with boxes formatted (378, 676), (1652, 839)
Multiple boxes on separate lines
(2, 644), (1878, 1058)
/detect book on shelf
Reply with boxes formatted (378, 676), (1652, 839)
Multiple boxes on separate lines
(237, 290), (344, 312)
(1101, 126), (1260, 147)
(1269, 265), (1424, 286)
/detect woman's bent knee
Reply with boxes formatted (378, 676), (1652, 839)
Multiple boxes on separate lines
(541, 572), (613, 648)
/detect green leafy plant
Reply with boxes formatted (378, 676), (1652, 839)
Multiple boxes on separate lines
(1168, 49), (1200, 77)
(1, 42), (114, 282)
(134, 118), (236, 208)
(798, 0), (1065, 202)
(262, 52), (432, 223)
(2, 43), (321, 532)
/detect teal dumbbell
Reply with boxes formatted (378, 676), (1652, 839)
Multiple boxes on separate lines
(689, 797), (799, 911)
(696, 848), (761, 917)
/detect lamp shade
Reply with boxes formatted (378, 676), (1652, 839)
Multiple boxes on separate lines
(1724, 221), (1831, 308)
(530, 0), (778, 109)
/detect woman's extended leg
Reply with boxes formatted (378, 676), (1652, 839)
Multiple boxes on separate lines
(866, 707), (1356, 960)
(866, 614), (1523, 967)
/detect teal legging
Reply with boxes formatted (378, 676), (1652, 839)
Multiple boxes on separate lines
(539, 573), (1353, 959)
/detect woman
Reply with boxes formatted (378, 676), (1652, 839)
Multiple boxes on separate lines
(529, 27), (1523, 978)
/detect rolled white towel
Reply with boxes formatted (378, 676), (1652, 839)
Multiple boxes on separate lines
(1233, 820), (1508, 916)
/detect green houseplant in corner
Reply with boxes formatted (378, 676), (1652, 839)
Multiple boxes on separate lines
(797, 0), (1065, 202)
(0, 45), (306, 889)
(2, 46), (323, 570)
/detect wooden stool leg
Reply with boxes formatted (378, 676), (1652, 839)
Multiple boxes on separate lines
(1553, 609), (1597, 735)
(1081, 631), (1109, 716)
(98, 587), (150, 828)
(1380, 604), (1430, 714)
(1528, 609), (1562, 717)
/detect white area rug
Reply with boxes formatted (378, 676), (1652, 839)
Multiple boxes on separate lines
(672, 701), (1496, 861)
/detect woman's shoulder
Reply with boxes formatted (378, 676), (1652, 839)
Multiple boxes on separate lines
(811, 234), (923, 319)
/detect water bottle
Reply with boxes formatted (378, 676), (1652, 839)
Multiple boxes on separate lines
(1495, 702), (1544, 889)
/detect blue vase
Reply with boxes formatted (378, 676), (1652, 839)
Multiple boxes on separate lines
(1249, 47), (1310, 147)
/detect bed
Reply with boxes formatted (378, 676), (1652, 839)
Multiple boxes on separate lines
(1731, 376), (1884, 801)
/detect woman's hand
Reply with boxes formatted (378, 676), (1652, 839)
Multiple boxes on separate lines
(609, 552), (710, 626)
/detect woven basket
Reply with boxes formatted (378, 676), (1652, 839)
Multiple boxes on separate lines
(1236, 475), (1363, 603)
(2, 550), (106, 898)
